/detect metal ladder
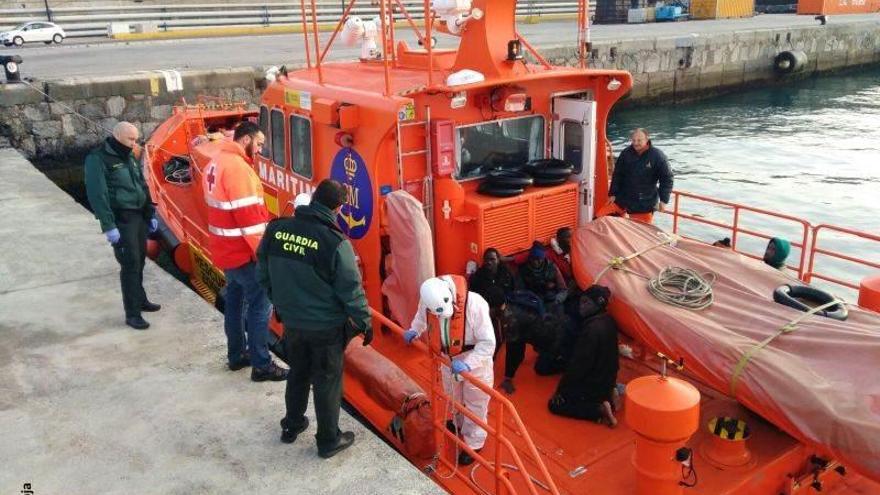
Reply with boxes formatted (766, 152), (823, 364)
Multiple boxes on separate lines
(395, 107), (434, 229)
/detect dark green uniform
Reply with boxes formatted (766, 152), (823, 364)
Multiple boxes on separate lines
(84, 138), (155, 319)
(256, 202), (370, 451)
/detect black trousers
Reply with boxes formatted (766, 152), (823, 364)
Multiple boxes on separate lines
(284, 326), (345, 450)
(112, 209), (148, 318)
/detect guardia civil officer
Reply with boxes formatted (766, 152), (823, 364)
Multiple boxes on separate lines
(84, 122), (160, 330)
(257, 179), (372, 459)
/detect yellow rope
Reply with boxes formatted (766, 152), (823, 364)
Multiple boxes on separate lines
(728, 299), (842, 396)
(594, 233), (679, 283)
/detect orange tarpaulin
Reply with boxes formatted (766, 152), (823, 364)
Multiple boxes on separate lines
(573, 216), (880, 482)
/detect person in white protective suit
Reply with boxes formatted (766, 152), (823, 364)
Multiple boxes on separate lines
(403, 275), (496, 466)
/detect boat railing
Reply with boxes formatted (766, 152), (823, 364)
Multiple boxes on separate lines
(663, 190), (880, 294)
(370, 309), (561, 495)
(667, 190), (812, 277)
(805, 224), (880, 290)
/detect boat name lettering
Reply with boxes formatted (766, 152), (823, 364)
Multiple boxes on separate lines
(258, 161), (314, 196)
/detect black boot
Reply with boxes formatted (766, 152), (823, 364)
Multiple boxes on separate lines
(251, 362), (288, 382)
(318, 431), (355, 459)
(280, 416), (309, 444)
(141, 300), (161, 312)
(125, 316), (150, 330)
(458, 448), (482, 466)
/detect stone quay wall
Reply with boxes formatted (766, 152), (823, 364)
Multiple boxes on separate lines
(543, 18), (880, 104)
(1, 19), (879, 162)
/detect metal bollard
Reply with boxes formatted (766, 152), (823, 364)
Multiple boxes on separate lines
(1, 55), (23, 84)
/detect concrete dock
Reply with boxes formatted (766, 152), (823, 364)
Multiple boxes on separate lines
(0, 147), (443, 494)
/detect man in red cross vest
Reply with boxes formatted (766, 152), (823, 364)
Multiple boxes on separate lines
(404, 275), (496, 466)
(204, 121), (287, 382)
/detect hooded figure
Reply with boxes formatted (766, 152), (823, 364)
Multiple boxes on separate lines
(548, 285), (619, 427)
(404, 275), (496, 466)
(764, 237), (791, 270)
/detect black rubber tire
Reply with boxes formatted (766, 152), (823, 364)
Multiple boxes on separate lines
(772, 284), (848, 321)
(13, 36), (24, 47)
(53, 34), (63, 44)
(477, 181), (524, 197)
(44, 40), (52, 45)
(486, 170), (534, 188)
(530, 166), (574, 180)
(526, 158), (570, 169)
(533, 176), (569, 187)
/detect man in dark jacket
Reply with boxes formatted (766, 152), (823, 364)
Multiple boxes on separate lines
(84, 122), (160, 330)
(548, 285), (619, 427)
(599, 128), (673, 224)
(469, 247), (516, 300)
(257, 179), (372, 459)
(517, 243), (566, 304)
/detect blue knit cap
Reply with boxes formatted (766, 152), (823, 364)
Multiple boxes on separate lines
(529, 243), (546, 259)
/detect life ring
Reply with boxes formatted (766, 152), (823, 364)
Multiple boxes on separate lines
(524, 158), (574, 179)
(486, 170), (534, 188)
(477, 181), (524, 197)
(533, 176), (569, 187)
(773, 50), (808, 75)
(526, 158), (569, 169)
(773, 284), (848, 321)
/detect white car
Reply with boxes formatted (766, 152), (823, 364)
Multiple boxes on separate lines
(1, 21), (66, 47)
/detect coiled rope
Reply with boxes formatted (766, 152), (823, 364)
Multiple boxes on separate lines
(648, 267), (716, 311)
(595, 233), (717, 311)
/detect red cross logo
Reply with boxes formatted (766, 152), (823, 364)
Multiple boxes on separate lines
(206, 163), (217, 192)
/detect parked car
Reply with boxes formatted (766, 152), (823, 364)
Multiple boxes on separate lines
(1, 21), (66, 47)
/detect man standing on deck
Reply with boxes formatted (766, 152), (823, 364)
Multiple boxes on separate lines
(598, 128), (674, 224)
(205, 121), (287, 382)
(84, 121), (161, 330)
(404, 275), (496, 466)
(257, 179), (373, 459)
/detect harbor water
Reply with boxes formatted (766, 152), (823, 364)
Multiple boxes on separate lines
(608, 68), (880, 297)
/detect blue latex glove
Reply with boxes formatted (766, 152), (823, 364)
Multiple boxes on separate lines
(403, 329), (419, 344)
(149, 218), (158, 234)
(451, 360), (470, 375)
(105, 228), (120, 245)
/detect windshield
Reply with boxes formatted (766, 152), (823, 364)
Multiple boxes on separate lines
(12, 23), (30, 31)
(457, 115), (545, 180)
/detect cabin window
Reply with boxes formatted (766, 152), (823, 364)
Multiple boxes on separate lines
(561, 120), (584, 174)
(258, 106), (271, 159)
(289, 115), (312, 178)
(456, 115), (545, 180)
(270, 109), (286, 168)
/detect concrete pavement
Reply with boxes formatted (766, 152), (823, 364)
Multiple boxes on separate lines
(6, 14), (880, 80)
(0, 146), (442, 495)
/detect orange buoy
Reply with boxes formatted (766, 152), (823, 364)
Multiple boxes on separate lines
(625, 375), (701, 495)
(858, 274), (880, 313)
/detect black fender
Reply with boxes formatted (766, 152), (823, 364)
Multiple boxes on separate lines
(533, 176), (569, 187)
(773, 284), (848, 321)
(477, 181), (524, 197)
(773, 50), (808, 75)
(486, 170), (534, 188)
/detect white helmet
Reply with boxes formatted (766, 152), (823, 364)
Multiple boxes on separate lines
(293, 193), (312, 208)
(420, 277), (455, 318)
